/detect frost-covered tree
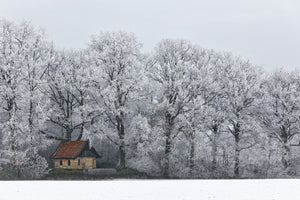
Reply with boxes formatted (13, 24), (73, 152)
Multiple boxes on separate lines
(260, 70), (300, 175)
(218, 54), (263, 177)
(150, 39), (200, 177)
(201, 61), (229, 177)
(180, 48), (217, 176)
(0, 20), (24, 165)
(19, 25), (53, 149)
(126, 114), (163, 175)
(89, 31), (144, 168)
(42, 50), (94, 141)
(0, 19), (49, 178)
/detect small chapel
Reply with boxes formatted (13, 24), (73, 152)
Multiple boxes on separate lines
(51, 140), (100, 169)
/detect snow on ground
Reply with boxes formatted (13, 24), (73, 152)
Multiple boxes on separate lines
(1, 179), (300, 200)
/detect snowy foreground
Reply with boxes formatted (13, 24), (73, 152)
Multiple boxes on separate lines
(1, 179), (300, 200)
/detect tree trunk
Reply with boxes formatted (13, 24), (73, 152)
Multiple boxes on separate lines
(163, 133), (172, 177)
(189, 138), (195, 175)
(234, 133), (240, 178)
(281, 143), (289, 171)
(76, 110), (84, 141)
(66, 128), (72, 142)
(117, 112), (126, 168)
(212, 124), (219, 174)
(221, 146), (229, 177)
(280, 127), (289, 172)
(77, 96), (84, 141)
(28, 95), (34, 147)
(7, 96), (17, 151)
(212, 143), (217, 171)
(222, 146), (228, 167)
(163, 112), (173, 178)
(119, 139), (126, 168)
(266, 136), (272, 178)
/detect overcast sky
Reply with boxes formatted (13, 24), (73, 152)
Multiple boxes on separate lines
(0, 0), (299, 71)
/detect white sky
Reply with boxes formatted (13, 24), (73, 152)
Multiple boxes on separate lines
(1, 0), (300, 71)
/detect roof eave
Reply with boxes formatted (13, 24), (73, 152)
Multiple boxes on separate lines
(51, 157), (77, 159)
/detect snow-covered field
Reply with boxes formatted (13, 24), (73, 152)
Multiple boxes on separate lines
(1, 179), (300, 200)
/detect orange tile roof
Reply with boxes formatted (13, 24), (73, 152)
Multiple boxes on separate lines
(51, 140), (88, 159)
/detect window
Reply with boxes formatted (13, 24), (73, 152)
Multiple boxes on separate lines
(68, 160), (70, 166)
(78, 159), (80, 166)
(60, 160), (63, 165)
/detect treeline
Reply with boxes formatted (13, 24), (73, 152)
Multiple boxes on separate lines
(0, 19), (300, 179)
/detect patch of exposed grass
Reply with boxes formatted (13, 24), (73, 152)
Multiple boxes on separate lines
(97, 162), (116, 168)
(49, 168), (84, 175)
(115, 167), (147, 178)
(46, 167), (148, 179)
(117, 168), (139, 175)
